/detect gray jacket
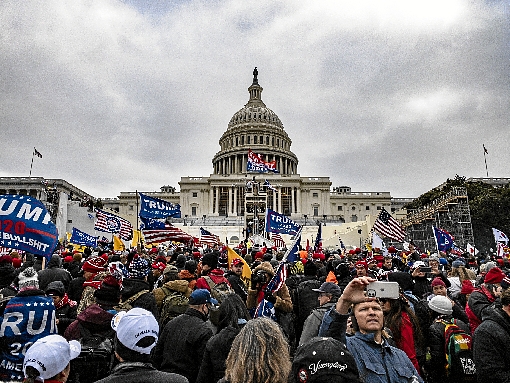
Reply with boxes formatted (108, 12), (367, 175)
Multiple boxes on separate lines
(299, 301), (335, 346)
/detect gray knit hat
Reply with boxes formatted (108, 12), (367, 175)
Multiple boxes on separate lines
(428, 295), (453, 315)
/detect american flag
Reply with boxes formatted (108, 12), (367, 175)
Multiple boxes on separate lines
(94, 209), (133, 241)
(372, 208), (406, 242)
(271, 233), (286, 249)
(200, 227), (220, 247)
(143, 224), (193, 244)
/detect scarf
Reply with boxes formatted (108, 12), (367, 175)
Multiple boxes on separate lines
(55, 293), (77, 309)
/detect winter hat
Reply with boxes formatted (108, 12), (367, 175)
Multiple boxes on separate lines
(82, 256), (107, 273)
(189, 289), (218, 306)
(484, 267), (505, 285)
(163, 264), (179, 278)
(304, 260), (318, 276)
(128, 254), (150, 279)
(201, 252), (219, 269)
(291, 337), (359, 383)
(460, 280), (475, 295)
(111, 308), (159, 355)
(175, 254), (187, 269)
(411, 260), (426, 271)
(12, 258), (22, 269)
(94, 275), (121, 305)
(428, 254), (440, 262)
(355, 261), (367, 270)
(501, 275), (510, 290)
(152, 262), (166, 272)
(431, 277), (446, 288)
(23, 335), (81, 381)
(18, 267), (39, 290)
(45, 281), (66, 297)
(428, 295), (453, 315)
(0, 255), (13, 264)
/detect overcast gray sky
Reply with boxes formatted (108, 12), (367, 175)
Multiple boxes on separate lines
(1, 0), (508, 199)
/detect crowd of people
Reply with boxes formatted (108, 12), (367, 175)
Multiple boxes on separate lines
(0, 239), (509, 383)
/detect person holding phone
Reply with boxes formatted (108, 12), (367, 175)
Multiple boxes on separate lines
(319, 276), (423, 383)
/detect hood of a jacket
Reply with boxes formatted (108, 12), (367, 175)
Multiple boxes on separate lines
(163, 279), (192, 296)
(77, 303), (114, 325)
(46, 255), (62, 269)
(482, 304), (510, 326)
(121, 277), (150, 298)
(253, 261), (275, 278)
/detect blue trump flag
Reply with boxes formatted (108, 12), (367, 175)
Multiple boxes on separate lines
(433, 226), (454, 252)
(139, 192), (181, 219)
(139, 216), (166, 230)
(265, 209), (301, 235)
(0, 194), (58, 260)
(70, 227), (98, 247)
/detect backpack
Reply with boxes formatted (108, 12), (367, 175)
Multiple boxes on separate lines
(439, 318), (476, 381)
(115, 289), (149, 312)
(203, 276), (233, 326)
(159, 287), (189, 327)
(69, 326), (115, 383)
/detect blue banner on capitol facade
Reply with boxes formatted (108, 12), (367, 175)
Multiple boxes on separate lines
(70, 227), (98, 247)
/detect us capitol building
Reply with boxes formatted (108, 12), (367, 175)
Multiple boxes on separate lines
(107, 69), (397, 245)
(0, 69), (406, 247)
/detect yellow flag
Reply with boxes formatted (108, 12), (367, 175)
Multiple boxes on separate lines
(113, 235), (125, 251)
(131, 230), (142, 248)
(227, 246), (252, 286)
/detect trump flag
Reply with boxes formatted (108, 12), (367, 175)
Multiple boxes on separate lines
(0, 194), (58, 259)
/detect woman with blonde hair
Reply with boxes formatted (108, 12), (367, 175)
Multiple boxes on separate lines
(221, 317), (291, 383)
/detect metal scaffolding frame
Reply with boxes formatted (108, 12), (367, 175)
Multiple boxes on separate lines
(402, 187), (475, 253)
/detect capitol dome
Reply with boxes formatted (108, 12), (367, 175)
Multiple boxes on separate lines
(212, 68), (298, 176)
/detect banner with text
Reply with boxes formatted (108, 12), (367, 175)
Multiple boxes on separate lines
(0, 194), (58, 259)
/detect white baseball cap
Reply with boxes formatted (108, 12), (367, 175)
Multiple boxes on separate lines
(111, 307), (159, 354)
(23, 335), (81, 380)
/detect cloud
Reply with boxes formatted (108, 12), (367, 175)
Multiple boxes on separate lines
(1, 0), (508, 199)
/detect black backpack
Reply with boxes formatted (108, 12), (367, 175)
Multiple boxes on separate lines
(68, 326), (115, 383)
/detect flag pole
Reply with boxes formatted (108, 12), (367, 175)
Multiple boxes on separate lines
(483, 144), (489, 177)
(136, 190), (141, 252)
(29, 148), (35, 178)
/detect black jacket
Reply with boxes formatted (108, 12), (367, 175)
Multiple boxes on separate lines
(427, 314), (470, 383)
(67, 276), (86, 303)
(224, 271), (248, 302)
(196, 326), (240, 383)
(37, 255), (72, 291)
(473, 305), (510, 383)
(152, 308), (213, 383)
(95, 361), (188, 383)
(121, 278), (159, 319)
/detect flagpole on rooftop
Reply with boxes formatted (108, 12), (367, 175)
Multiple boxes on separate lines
(29, 148), (35, 178)
(483, 144), (489, 177)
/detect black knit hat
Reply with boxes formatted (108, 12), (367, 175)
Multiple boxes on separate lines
(94, 275), (121, 305)
(201, 252), (219, 269)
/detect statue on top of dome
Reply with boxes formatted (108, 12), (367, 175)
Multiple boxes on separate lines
(253, 67), (258, 84)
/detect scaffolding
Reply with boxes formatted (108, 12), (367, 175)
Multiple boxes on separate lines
(402, 187), (474, 253)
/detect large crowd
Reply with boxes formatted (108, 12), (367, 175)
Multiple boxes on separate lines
(1, 240), (509, 383)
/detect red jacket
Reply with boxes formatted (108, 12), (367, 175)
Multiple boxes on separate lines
(195, 269), (231, 291)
